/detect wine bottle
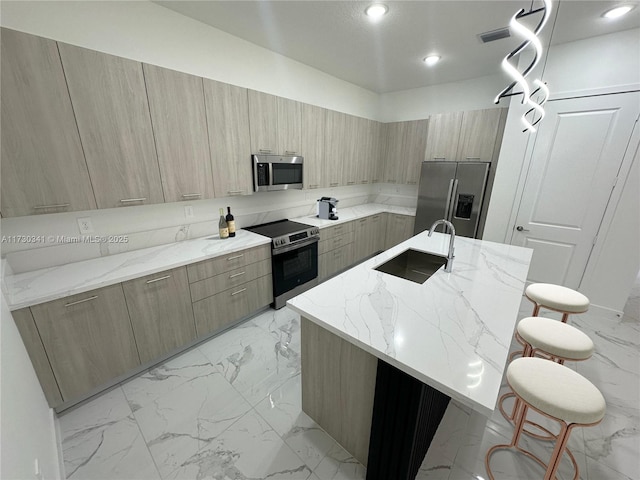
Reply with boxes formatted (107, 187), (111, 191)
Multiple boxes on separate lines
(226, 206), (236, 237)
(218, 208), (229, 239)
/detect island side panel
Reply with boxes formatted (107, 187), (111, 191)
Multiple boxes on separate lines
(301, 316), (377, 466)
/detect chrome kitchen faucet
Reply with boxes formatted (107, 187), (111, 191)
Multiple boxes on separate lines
(428, 219), (456, 272)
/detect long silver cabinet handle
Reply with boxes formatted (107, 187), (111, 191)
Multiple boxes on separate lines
(65, 295), (98, 307)
(227, 254), (244, 261)
(284, 150), (297, 155)
(34, 203), (70, 210)
(120, 198), (147, 203)
(146, 275), (172, 284)
(347, 181), (355, 185)
(228, 190), (244, 195)
(258, 149), (272, 153)
(465, 157), (481, 160)
(231, 288), (247, 296)
(229, 271), (246, 279)
(433, 157), (446, 160)
(330, 182), (339, 187)
(308, 184), (319, 188)
(181, 193), (201, 198)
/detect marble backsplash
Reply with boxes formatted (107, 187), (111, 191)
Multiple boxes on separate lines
(1, 183), (417, 274)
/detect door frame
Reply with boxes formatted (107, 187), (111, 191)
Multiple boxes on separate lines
(506, 89), (640, 290)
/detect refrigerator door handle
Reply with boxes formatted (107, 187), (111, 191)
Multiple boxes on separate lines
(444, 179), (454, 219)
(448, 179), (459, 221)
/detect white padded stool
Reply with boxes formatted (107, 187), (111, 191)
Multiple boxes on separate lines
(525, 283), (590, 323)
(499, 317), (595, 432)
(486, 357), (606, 480)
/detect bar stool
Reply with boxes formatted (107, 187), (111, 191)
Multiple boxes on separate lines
(486, 357), (605, 480)
(510, 283), (590, 361)
(525, 283), (590, 323)
(499, 317), (595, 438)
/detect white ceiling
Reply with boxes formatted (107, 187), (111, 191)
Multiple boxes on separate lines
(155, 1), (640, 93)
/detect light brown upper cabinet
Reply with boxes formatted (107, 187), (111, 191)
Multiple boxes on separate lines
(383, 120), (428, 184)
(424, 108), (506, 163)
(456, 108), (506, 162)
(341, 115), (360, 186)
(277, 97), (302, 155)
(0, 28), (96, 217)
(324, 110), (348, 187)
(424, 112), (464, 162)
(370, 121), (385, 184)
(248, 90), (278, 154)
(203, 79), (253, 196)
(58, 43), (164, 208)
(142, 64), (215, 202)
(302, 104), (326, 189)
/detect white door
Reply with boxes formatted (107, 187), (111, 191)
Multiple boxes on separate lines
(510, 91), (639, 288)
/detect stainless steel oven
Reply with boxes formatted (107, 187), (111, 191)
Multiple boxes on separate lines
(252, 154), (303, 192)
(244, 220), (319, 309)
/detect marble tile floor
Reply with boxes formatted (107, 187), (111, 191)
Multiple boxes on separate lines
(58, 280), (639, 480)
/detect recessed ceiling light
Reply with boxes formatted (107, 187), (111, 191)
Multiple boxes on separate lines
(603, 5), (634, 18)
(365, 4), (388, 19)
(423, 55), (441, 66)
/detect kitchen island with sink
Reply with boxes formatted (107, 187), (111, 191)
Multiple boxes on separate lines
(287, 230), (532, 479)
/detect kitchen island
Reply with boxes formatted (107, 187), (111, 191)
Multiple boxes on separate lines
(287, 230), (532, 479)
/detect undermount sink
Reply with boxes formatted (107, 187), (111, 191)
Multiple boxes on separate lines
(374, 249), (448, 284)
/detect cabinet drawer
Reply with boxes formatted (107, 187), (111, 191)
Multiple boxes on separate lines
(320, 221), (354, 241)
(190, 258), (272, 303)
(319, 243), (354, 281)
(192, 274), (272, 337)
(30, 284), (140, 401)
(319, 231), (354, 255)
(187, 244), (270, 283)
(122, 267), (196, 364)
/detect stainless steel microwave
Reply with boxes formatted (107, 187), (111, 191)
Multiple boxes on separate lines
(252, 154), (304, 192)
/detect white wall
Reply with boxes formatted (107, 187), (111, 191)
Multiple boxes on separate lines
(0, 294), (61, 480)
(483, 29), (640, 312)
(378, 73), (506, 122)
(0, 0), (379, 119)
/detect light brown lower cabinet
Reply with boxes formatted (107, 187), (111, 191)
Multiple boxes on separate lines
(319, 243), (354, 281)
(192, 274), (273, 337)
(122, 267), (196, 364)
(371, 214), (388, 253)
(385, 214), (416, 250)
(30, 284), (141, 401)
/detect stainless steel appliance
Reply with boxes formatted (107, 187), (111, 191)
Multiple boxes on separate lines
(414, 161), (490, 238)
(317, 197), (339, 220)
(252, 154), (303, 192)
(244, 220), (319, 309)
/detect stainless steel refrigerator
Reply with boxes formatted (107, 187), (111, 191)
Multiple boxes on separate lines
(414, 161), (490, 238)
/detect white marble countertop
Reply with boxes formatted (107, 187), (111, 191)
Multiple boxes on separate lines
(1, 204), (417, 311)
(3, 230), (270, 311)
(287, 231), (532, 416)
(292, 203), (415, 229)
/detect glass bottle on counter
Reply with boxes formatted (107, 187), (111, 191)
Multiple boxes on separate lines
(218, 208), (229, 239)
(226, 206), (236, 237)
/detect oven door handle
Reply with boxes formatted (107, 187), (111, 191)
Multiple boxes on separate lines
(272, 236), (319, 256)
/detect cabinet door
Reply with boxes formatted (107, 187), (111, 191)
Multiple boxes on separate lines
(385, 215), (416, 249)
(353, 216), (373, 262)
(31, 284), (140, 400)
(324, 110), (347, 187)
(402, 120), (429, 185)
(59, 43), (164, 208)
(342, 114), (360, 186)
(248, 90), (278, 154)
(122, 267), (196, 364)
(457, 108), (504, 162)
(383, 122), (403, 184)
(370, 213), (388, 254)
(302, 104), (326, 189)
(12, 308), (63, 407)
(319, 243), (354, 281)
(424, 112), (463, 162)
(370, 121), (385, 184)
(1, 28), (96, 217)
(204, 79), (253, 196)
(277, 97), (302, 155)
(143, 64), (214, 202)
